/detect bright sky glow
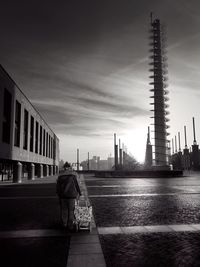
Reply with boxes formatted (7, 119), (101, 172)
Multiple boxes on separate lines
(1, 0), (200, 163)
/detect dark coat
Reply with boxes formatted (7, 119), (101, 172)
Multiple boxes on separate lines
(56, 173), (81, 199)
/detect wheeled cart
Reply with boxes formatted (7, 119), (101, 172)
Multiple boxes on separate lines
(73, 200), (93, 232)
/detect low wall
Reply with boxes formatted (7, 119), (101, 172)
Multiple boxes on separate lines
(77, 170), (96, 174)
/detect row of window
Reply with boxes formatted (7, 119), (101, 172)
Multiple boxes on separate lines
(2, 88), (12, 144)
(2, 88), (56, 159)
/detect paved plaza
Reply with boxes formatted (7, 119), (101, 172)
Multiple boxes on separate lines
(1, 172), (200, 266)
(86, 172), (200, 266)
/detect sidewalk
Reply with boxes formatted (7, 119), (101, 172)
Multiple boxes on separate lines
(67, 174), (106, 267)
(0, 175), (58, 185)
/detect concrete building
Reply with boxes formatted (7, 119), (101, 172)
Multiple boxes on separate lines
(0, 65), (59, 182)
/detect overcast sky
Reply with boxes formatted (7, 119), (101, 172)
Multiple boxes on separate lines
(1, 0), (200, 162)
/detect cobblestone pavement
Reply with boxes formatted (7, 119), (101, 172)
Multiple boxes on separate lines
(85, 173), (200, 266)
(89, 195), (200, 226)
(100, 232), (200, 267)
(87, 186), (184, 195)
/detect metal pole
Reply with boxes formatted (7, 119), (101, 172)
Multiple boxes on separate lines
(114, 133), (116, 169)
(119, 139), (122, 167)
(193, 117), (197, 145)
(114, 133), (118, 170)
(175, 136), (177, 153)
(87, 152), (89, 171)
(172, 138), (174, 154)
(178, 132), (181, 152)
(184, 126), (187, 148)
(77, 149), (79, 171)
(168, 140), (171, 156)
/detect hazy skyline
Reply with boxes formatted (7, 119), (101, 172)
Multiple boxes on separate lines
(1, 0), (200, 162)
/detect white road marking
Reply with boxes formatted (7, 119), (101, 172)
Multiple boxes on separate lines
(89, 192), (200, 197)
(98, 224), (200, 235)
(87, 185), (157, 188)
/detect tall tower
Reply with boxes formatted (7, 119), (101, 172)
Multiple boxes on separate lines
(119, 139), (123, 169)
(177, 132), (183, 170)
(114, 133), (118, 170)
(149, 14), (170, 169)
(183, 126), (190, 170)
(191, 117), (199, 169)
(77, 148), (79, 171)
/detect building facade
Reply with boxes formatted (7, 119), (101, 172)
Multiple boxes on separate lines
(0, 65), (59, 182)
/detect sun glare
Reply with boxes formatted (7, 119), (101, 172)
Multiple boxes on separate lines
(123, 129), (147, 163)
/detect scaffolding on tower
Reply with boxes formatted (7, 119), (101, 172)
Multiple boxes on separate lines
(149, 13), (170, 169)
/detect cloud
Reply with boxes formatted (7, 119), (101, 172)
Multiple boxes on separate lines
(33, 93), (148, 136)
(2, 0), (200, 161)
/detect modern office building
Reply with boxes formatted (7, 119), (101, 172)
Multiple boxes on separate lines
(0, 65), (59, 182)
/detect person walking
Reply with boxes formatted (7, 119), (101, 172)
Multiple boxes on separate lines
(56, 170), (81, 230)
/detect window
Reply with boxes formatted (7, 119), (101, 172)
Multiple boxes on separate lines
(2, 89), (12, 144)
(43, 129), (45, 156)
(48, 135), (51, 158)
(14, 100), (21, 147)
(39, 126), (42, 155)
(35, 121), (39, 153)
(52, 137), (54, 159)
(52, 138), (54, 159)
(46, 132), (48, 157)
(30, 116), (34, 152)
(51, 137), (53, 158)
(53, 138), (56, 159)
(23, 109), (28, 150)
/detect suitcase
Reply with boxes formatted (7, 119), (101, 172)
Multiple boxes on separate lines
(73, 200), (93, 232)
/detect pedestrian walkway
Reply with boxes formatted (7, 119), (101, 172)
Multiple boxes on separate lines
(67, 174), (106, 267)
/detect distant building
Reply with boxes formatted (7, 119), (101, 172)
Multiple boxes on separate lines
(59, 159), (65, 169)
(107, 156), (114, 170)
(0, 65), (59, 182)
(98, 159), (108, 170)
(81, 156), (114, 171)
